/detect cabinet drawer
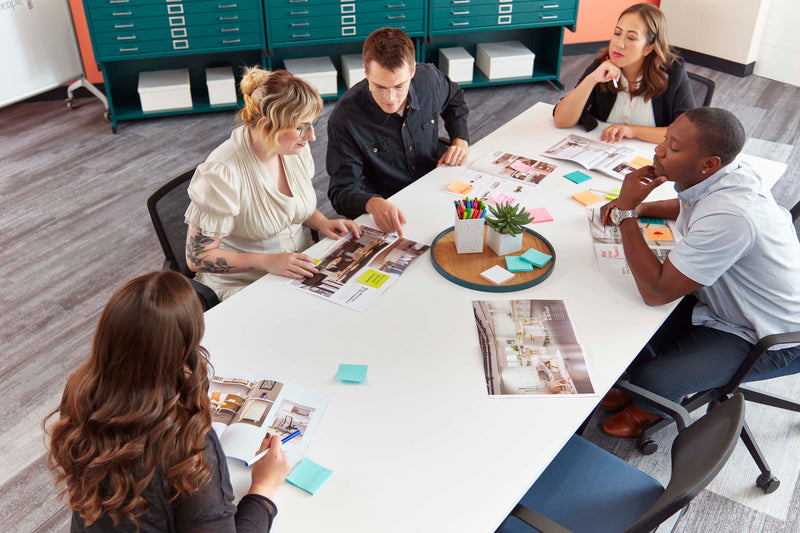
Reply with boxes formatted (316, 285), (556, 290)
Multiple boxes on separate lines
(96, 31), (263, 59)
(86, 0), (176, 8)
(431, 8), (574, 32)
(90, 9), (261, 32)
(93, 21), (261, 44)
(430, 0), (575, 9)
(271, 10), (421, 32)
(88, 0), (260, 21)
(270, 17), (422, 43)
(433, 2), (547, 18)
(270, 0), (419, 20)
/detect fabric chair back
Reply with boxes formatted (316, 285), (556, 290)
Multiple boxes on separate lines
(147, 169), (196, 278)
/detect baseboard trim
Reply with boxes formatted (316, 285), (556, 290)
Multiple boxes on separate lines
(563, 42), (605, 56)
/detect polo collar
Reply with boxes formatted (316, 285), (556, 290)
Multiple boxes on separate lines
(676, 161), (739, 209)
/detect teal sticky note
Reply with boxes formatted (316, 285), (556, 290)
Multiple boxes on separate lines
(505, 256), (534, 272)
(639, 217), (665, 225)
(564, 171), (592, 184)
(287, 458), (333, 495)
(337, 364), (368, 383)
(519, 248), (553, 268)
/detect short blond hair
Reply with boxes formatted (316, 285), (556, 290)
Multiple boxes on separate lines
(239, 67), (323, 151)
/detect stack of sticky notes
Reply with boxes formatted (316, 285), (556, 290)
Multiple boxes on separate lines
(336, 363), (368, 383)
(505, 248), (553, 271)
(564, 170), (591, 184)
(480, 265), (515, 285)
(505, 256), (533, 272)
(572, 190), (604, 206)
(526, 207), (553, 224)
(287, 458), (333, 495)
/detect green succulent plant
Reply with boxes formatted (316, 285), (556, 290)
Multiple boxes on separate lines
(485, 201), (534, 236)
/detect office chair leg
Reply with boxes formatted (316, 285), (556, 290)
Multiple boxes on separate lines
(739, 421), (780, 494)
(737, 386), (800, 412)
(637, 417), (671, 455)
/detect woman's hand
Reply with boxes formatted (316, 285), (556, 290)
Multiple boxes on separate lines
(600, 124), (634, 143)
(591, 59), (620, 85)
(262, 252), (319, 279)
(249, 435), (291, 499)
(318, 218), (362, 240)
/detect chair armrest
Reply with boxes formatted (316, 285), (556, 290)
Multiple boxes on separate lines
(615, 380), (692, 432)
(310, 229), (320, 243)
(507, 504), (573, 533)
(189, 278), (220, 311)
(723, 330), (800, 394)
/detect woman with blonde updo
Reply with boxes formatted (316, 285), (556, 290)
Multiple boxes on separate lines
(184, 67), (360, 300)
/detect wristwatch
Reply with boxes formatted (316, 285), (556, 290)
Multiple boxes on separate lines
(610, 207), (638, 226)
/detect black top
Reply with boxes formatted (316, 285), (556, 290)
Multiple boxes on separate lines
(71, 431), (277, 533)
(572, 56), (695, 131)
(326, 62), (469, 218)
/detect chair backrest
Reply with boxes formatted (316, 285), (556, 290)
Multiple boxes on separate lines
(625, 394), (745, 533)
(790, 199), (800, 223)
(687, 72), (715, 107)
(147, 168), (196, 278)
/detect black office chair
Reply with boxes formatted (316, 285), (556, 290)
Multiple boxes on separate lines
(497, 388), (745, 533)
(147, 168), (220, 311)
(687, 72), (715, 107)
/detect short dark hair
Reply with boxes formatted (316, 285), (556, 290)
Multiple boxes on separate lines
(362, 28), (416, 71)
(683, 107), (746, 165)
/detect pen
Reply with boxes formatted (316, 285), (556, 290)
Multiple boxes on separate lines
(605, 56), (619, 88)
(245, 430), (302, 466)
(590, 188), (620, 196)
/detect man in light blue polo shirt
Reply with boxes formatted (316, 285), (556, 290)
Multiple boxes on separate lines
(596, 107), (800, 438)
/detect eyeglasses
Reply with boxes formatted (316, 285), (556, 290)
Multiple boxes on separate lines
(368, 80), (411, 97)
(296, 119), (318, 137)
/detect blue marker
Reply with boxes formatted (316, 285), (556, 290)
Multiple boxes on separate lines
(282, 429), (302, 444)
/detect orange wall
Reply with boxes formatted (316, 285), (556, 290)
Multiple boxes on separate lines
(564, 0), (660, 44)
(69, 0), (103, 84)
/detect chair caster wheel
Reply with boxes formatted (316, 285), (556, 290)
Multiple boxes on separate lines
(66, 99), (76, 110)
(756, 474), (780, 494)
(104, 110), (111, 122)
(638, 438), (658, 455)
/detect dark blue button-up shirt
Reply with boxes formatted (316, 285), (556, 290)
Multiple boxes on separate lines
(326, 62), (469, 218)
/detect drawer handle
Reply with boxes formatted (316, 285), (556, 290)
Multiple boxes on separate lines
(112, 11), (132, 16)
(452, 0), (469, 4)
(289, 0), (308, 3)
(387, 14), (405, 19)
(173, 39), (189, 49)
(292, 33), (310, 38)
(218, 4), (238, 7)
(341, 15), (355, 24)
(341, 4), (355, 12)
(542, 3), (559, 8)
(291, 22), (309, 26)
(169, 16), (185, 25)
(387, 3), (405, 7)
(119, 47), (138, 52)
(222, 39), (241, 44)
(220, 27), (240, 32)
(540, 14), (557, 19)
(342, 26), (356, 35)
(498, 4), (511, 13)
(451, 10), (468, 14)
(219, 16), (239, 20)
(114, 23), (134, 28)
(171, 28), (187, 37)
(116, 35), (136, 40)
(290, 10), (308, 15)
(498, 14), (511, 24)
(167, 4), (183, 13)
(451, 21), (469, 26)
(109, 0), (129, 3)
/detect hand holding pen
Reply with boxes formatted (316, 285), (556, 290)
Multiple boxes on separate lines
(603, 56), (620, 88)
(247, 433), (294, 499)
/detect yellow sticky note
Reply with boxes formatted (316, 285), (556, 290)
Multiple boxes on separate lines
(447, 179), (474, 195)
(572, 190), (604, 206)
(646, 227), (673, 241)
(357, 269), (390, 289)
(629, 156), (653, 169)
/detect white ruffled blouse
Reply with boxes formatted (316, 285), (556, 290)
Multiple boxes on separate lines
(606, 75), (656, 127)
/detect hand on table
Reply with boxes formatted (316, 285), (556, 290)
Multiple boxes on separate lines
(263, 252), (319, 279)
(366, 197), (407, 238)
(318, 218), (361, 240)
(600, 124), (634, 144)
(436, 138), (469, 167)
(249, 434), (291, 499)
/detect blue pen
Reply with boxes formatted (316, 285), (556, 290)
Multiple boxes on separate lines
(282, 429), (302, 444)
(246, 430), (302, 466)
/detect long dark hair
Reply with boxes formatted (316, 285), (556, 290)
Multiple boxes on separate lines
(46, 271), (213, 526)
(598, 3), (676, 101)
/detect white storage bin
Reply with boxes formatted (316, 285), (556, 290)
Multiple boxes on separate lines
(283, 56), (338, 96)
(205, 66), (237, 106)
(137, 68), (193, 112)
(439, 47), (474, 84)
(341, 54), (365, 88)
(476, 41), (535, 80)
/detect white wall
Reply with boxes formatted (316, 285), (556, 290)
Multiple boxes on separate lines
(754, 0), (800, 87)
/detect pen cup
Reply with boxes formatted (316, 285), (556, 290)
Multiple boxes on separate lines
(454, 213), (485, 254)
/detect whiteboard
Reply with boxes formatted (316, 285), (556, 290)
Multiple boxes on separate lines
(0, 0), (84, 108)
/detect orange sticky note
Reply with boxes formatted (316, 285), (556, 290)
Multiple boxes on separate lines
(447, 179), (474, 195)
(646, 227), (673, 241)
(572, 190), (604, 206)
(629, 156), (653, 169)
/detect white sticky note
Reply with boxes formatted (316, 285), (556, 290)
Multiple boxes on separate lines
(480, 265), (515, 285)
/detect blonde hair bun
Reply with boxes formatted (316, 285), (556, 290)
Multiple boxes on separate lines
(240, 66), (270, 97)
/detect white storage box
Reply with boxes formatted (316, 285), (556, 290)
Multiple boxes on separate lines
(476, 41), (535, 80)
(283, 56), (338, 96)
(439, 47), (474, 84)
(137, 68), (193, 112)
(205, 66), (237, 106)
(341, 54), (365, 88)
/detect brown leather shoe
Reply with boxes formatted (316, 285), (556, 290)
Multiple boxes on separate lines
(599, 388), (633, 411)
(602, 405), (661, 438)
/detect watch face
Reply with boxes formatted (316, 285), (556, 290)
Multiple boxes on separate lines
(610, 208), (621, 225)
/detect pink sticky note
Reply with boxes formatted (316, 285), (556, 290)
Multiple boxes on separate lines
(510, 160), (534, 174)
(526, 207), (553, 223)
(489, 190), (517, 206)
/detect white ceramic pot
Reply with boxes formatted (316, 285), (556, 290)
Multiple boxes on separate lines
(487, 228), (523, 256)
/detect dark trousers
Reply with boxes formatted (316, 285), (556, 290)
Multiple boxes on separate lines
(629, 296), (800, 410)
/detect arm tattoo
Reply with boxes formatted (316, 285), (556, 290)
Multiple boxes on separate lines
(187, 234), (234, 273)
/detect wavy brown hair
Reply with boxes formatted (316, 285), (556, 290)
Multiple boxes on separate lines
(597, 3), (676, 102)
(45, 271), (213, 527)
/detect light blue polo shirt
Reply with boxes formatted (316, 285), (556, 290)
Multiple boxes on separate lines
(667, 161), (800, 347)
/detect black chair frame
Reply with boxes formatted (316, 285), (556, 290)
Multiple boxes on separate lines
(687, 72), (715, 107)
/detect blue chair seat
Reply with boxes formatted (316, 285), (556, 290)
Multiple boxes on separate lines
(498, 435), (664, 533)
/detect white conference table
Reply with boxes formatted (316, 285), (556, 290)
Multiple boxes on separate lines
(201, 103), (786, 532)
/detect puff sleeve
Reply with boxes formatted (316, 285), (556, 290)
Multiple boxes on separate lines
(184, 162), (241, 238)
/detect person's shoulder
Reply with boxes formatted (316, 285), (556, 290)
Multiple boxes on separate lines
(205, 127), (244, 164)
(665, 55), (687, 76)
(330, 81), (367, 121)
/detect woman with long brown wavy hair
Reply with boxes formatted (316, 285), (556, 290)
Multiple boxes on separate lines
(46, 271), (290, 532)
(553, 3), (696, 144)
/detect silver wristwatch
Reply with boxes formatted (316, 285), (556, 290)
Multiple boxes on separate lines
(610, 207), (638, 226)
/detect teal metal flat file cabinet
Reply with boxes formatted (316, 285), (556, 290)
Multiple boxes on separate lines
(81, 0), (577, 131)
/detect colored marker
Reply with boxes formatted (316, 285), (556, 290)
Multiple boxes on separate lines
(246, 430), (302, 466)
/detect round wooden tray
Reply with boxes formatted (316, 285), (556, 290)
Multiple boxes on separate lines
(430, 226), (556, 292)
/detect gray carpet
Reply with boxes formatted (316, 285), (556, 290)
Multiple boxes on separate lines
(1, 53), (798, 532)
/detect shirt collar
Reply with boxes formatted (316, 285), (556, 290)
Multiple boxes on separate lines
(676, 161), (741, 210)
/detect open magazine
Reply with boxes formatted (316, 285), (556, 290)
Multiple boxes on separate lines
(586, 207), (679, 276)
(288, 225), (430, 312)
(209, 375), (328, 468)
(542, 134), (641, 180)
(472, 298), (597, 397)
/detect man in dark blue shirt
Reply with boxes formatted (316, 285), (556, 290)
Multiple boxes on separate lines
(326, 28), (470, 237)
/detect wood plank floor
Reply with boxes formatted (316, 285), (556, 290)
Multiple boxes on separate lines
(1, 54), (797, 532)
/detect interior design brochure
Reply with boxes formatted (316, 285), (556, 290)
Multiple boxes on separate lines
(472, 299), (597, 397)
(209, 375), (328, 468)
(446, 150), (559, 202)
(586, 207), (678, 276)
(542, 134), (640, 180)
(288, 225), (430, 312)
